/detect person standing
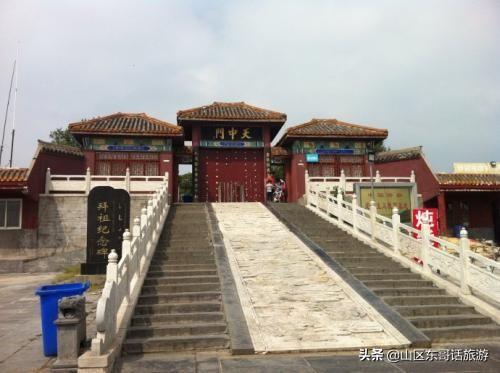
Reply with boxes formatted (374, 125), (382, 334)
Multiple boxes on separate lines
(266, 180), (274, 202)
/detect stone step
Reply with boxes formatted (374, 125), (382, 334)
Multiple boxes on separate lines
(362, 279), (434, 288)
(149, 257), (216, 265)
(134, 301), (222, 316)
(394, 304), (477, 317)
(151, 264), (216, 271)
(421, 324), (500, 342)
(408, 314), (492, 329)
(157, 246), (213, 252)
(153, 252), (214, 261)
(138, 291), (221, 304)
(145, 275), (219, 284)
(146, 269), (218, 277)
(132, 312), (226, 327)
(335, 256), (394, 265)
(123, 334), (230, 354)
(349, 266), (413, 275)
(325, 251), (380, 258)
(355, 273), (422, 281)
(127, 322), (228, 339)
(382, 295), (462, 306)
(373, 287), (445, 297)
(142, 283), (221, 294)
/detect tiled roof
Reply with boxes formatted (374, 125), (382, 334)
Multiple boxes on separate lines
(37, 140), (83, 157)
(375, 146), (422, 163)
(283, 118), (388, 139)
(68, 113), (182, 137)
(0, 168), (29, 183)
(436, 173), (500, 189)
(177, 102), (287, 122)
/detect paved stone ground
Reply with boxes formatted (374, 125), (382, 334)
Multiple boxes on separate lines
(212, 203), (407, 352)
(0, 273), (56, 373)
(117, 342), (500, 372)
(0, 273), (101, 373)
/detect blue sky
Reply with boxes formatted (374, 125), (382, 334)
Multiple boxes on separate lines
(0, 0), (498, 171)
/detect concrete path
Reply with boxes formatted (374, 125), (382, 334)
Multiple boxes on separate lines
(212, 203), (408, 352)
(0, 273), (55, 373)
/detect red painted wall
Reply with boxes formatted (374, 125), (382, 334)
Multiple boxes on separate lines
(288, 153), (306, 202)
(23, 151), (86, 229)
(375, 158), (439, 202)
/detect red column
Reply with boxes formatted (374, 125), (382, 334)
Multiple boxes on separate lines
(437, 192), (447, 235)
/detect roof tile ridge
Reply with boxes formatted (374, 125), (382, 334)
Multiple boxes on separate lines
(333, 119), (388, 133)
(286, 119), (318, 133)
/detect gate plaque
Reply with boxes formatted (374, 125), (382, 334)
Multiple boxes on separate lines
(81, 186), (130, 275)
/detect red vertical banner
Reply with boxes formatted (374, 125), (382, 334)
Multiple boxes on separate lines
(412, 208), (439, 246)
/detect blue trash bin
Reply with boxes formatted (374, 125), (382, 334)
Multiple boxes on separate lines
(35, 282), (90, 356)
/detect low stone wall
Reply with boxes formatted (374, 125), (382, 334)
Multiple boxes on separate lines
(0, 194), (151, 272)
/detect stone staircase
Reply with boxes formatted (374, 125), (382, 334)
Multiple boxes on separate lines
(122, 203), (230, 354)
(271, 203), (500, 344)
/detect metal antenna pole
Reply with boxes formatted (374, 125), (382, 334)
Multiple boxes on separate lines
(9, 48), (19, 168)
(0, 59), (16, 166)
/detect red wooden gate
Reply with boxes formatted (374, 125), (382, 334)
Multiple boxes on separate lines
(199, 148), (265, 202)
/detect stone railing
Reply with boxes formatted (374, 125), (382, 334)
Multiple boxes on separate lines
(45, 167), (168, 195)
(306, 169), (415, 194)
(78, 178), (169, 371)
(306, 183), (500, 310)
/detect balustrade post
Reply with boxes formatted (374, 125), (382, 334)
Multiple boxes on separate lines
(122, 230), (131, 258)
(106, 250), (119, 283)
(459, 227), (472, 295)
(392, 207), (400, 255)
(340, 169), (346, 193)
(304, 170), (310, 205)
(410, 170), (416, 183)
(132, 217), (141, 275)
(337, 188), (344, 225)
(375, 170), (381, 183)
(121, 230), (131, 302)
(352, 194), (358, 234)
(140, 207), (148, 237)
(420, 215), (431, 274)
(45, 168), (51, 194)
(125, 168), (130, 192)
(369, 200), (377, 240)
(85, 167), (91, 195)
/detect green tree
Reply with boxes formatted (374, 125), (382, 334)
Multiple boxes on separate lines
(373, 140), (390, 153)
(178, 173), (193, 196)
(49, 127), (80, 147)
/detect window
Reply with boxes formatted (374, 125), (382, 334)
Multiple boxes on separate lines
(95, 152), (160, 176)
(0, 199), (22, 229)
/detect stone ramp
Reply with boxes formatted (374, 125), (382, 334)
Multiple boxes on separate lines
(212, 202), (409, 353)
(122, 203), (230, 355)
(270, 203), (500, 344)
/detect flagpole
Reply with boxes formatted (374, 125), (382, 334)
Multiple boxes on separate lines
(9, 46), (19, 168)
(0, 55), (16, 167)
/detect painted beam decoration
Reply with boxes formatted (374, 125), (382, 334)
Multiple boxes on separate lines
(83, 137), (172, 152)
(200, 126), (263, 148)
(293, 140), (367, 155)
(81, 186), (130, 274)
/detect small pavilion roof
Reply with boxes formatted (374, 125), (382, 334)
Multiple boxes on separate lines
(436, 173), (500, 191)
(68, 112), (183, 138)
(375, 146), (422, 163)
(277, 118), (388, 146)
(177, 101), (286, 122)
